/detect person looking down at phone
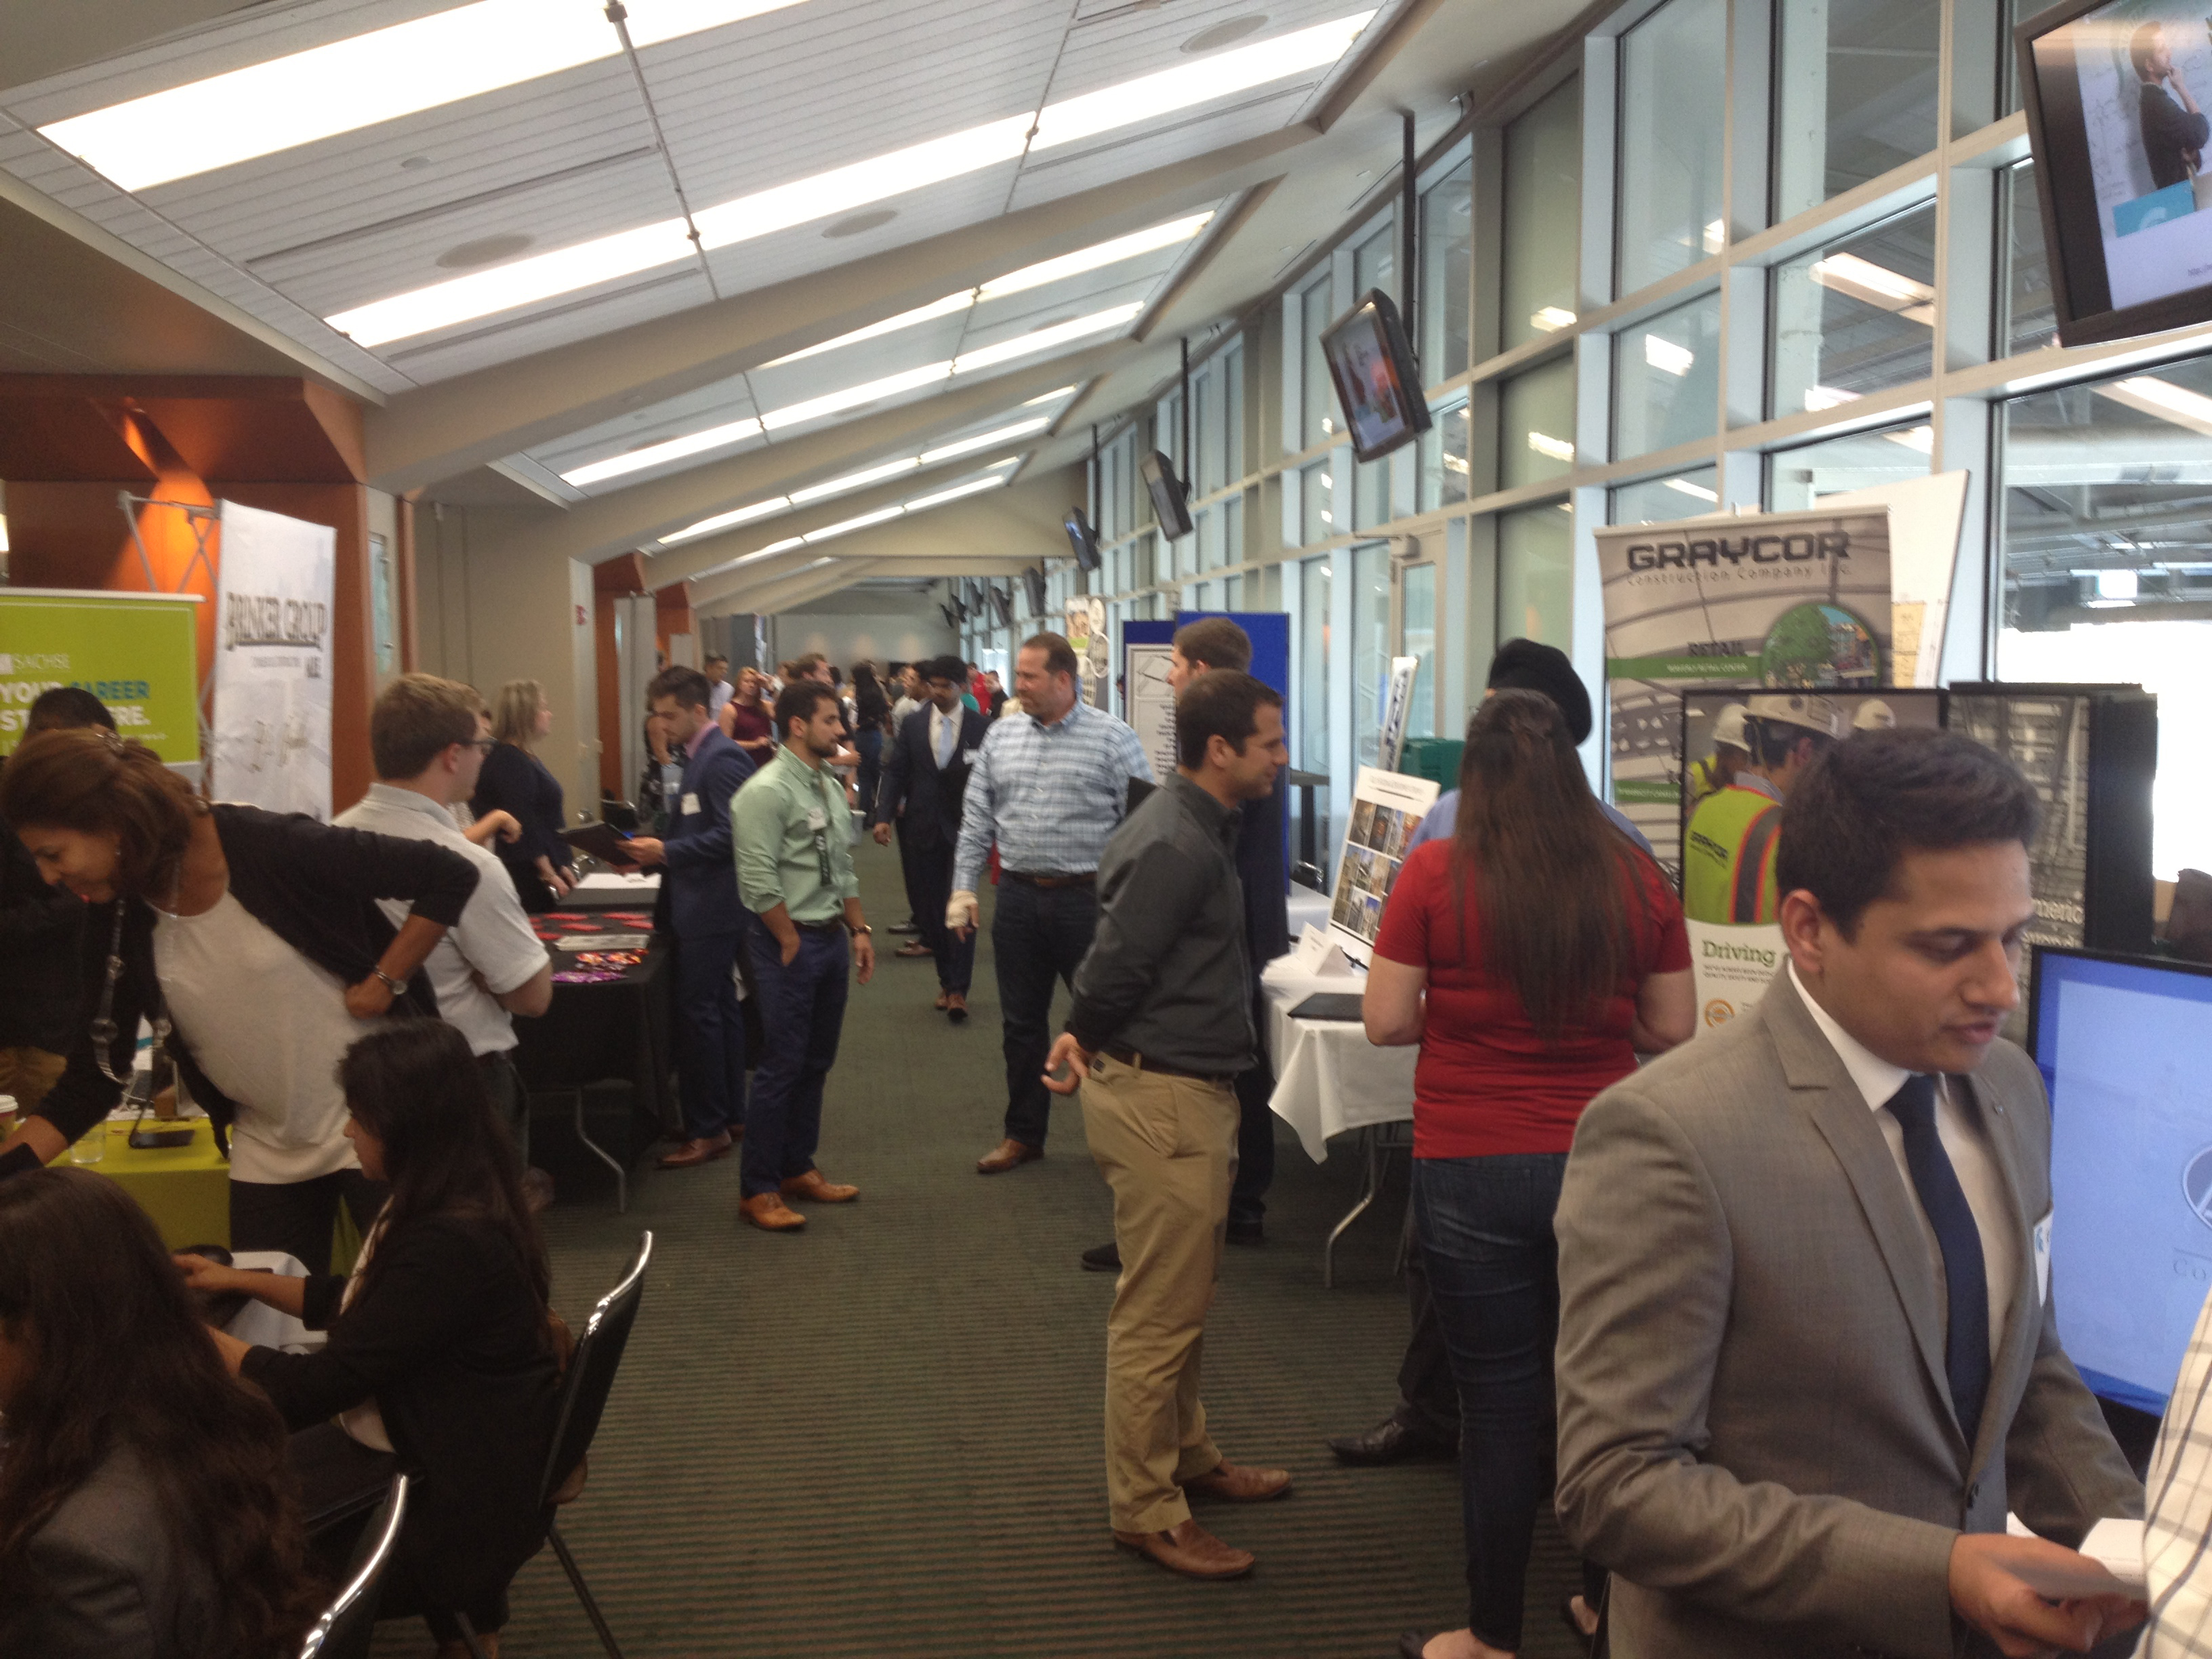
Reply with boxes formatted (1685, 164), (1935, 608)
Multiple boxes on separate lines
(2135, 21), (2208, 190)
(0, 729), (476, 1273)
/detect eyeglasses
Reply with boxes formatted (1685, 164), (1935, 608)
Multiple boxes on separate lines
(469, 738), (496, 752)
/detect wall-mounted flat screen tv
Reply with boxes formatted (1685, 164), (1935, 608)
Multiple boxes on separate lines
(1023, 566), (1048, 615)
(2019, 0), (2212, 345)
(1063, 508), (1101, 571)
(1320, 287), (1432, 462)
(1140, 449), (1193, 541)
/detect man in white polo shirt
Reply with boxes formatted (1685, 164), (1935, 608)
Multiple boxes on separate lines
(337, 674), (553, 1198)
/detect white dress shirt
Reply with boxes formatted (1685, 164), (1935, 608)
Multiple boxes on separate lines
(1788, 960), (2018, 1366)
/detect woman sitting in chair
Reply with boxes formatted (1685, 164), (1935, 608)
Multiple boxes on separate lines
(184, 1022), (561, 1657)
(0, 1169), (319, 1659)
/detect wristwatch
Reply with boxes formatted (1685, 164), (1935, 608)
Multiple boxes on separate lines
(847, 923), (872, 937)
(371, 968), (409, 998)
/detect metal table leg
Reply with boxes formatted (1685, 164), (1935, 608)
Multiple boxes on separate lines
(571, 1088), (629, 1214)
(1324, 1121), (1412, 1288)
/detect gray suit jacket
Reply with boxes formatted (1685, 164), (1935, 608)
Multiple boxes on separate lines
(0, 1445), (217, 1659)
(1554, 966), (2142, 1659)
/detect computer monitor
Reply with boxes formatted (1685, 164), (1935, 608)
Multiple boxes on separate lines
(2032, 945), (2212, 1412)
(1063, 507), (1101, 571)
(1320, 287), (1433, 462)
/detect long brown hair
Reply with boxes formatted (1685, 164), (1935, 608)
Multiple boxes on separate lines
(1450, 689), (1645, 1040)
(0, 1171), (320, 1657)
(0, 727), (205, 897)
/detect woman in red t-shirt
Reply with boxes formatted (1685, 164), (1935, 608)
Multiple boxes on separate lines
(1366, 691), (1694, 1659)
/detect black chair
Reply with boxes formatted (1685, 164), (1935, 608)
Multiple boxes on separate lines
(298, 1473), (409, 1659)
(455, 1230), (653, 1659)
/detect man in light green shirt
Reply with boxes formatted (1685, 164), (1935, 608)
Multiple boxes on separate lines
(729, 681), (875, 1233)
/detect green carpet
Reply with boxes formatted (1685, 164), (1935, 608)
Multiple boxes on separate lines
(373, 838), (1589, 1658)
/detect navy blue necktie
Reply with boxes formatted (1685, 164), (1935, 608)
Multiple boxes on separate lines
(1886, 1074), (1990, 1449)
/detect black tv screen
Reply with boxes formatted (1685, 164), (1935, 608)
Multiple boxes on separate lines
(989, 585), (1013, 628)
(1320, 287), (1432, 462)
(1022, 566), (1047, 615)
(2019, 0), (2212, 345)
(1063, 508), (1100, 571)
(1140, 449), (1193, 540)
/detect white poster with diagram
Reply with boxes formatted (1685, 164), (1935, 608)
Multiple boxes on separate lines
(212, 501), (335, 819)
(1328, 764), (1440, 964)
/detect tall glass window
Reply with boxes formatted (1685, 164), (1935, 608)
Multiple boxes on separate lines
(1771, 202), (1938, 418)
(1612, 467), (1720, 524)
(1765, 419), (1931, 510)
(1297, 553), (1332, 778)
(1354, 222), (1396, 302)
(1498, 505), (1575, 646)
(1351, 542), (1391, 764)
(1403, 562), (1437, 739)
(1504, 77), (1582, 350)
(1298, 269), (1337, 449)
(1999, 356), (2212, 877)
(1617, 0), (1727, 295)
(1421, 155), (1474, 381)
(1301, 461), (1336, 544)
(1502, 356), (1578, 487)
(2002, 160), (2057, 356)
(1616, 290), (1722, 459)
(1773, 0), (1942, 221)
(1419, 394), (1472, 511)
(1353, 455), (1393, 530)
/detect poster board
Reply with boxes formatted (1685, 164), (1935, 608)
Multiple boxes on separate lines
(1328, 764), (1439, 963)
(212, 500), (335, 819)
(1816, 471), (1968, 689)
(0, 588), (202, 762)
(1064, 596), (1109, 708)
(1126, 641), (1178, 780)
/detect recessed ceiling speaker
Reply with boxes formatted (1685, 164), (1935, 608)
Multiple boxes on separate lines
(823, 208), (898, 239)
(436, 232), (535, 269)
(1182, 14), (1268, 54)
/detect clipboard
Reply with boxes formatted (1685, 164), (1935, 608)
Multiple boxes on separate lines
(558, 821), (640, 865)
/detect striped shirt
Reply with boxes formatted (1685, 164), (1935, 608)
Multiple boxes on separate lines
(953, 698), (1153, 893)
(2142, 1289), (2212, 1654)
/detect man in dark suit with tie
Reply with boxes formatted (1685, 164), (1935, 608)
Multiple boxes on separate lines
(623, 665), (757, 1166)
(871, 655), (989, 1021)
(1553, 727), (2144, 1659)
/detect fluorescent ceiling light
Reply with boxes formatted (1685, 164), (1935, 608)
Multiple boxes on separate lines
(755, 536), (807, 557)
(906, 474), (1010, 512)
(1530, 306), (1576, 333)
(2100, 375), (2212, 436)
(559, 414), (764, 487)
(1528, 431), (1575, 462)
(762, 293), (973, 369)
(1024, 386), (1078, 405)
(663, 497), (792, 542)
(324, 16), (1369, 345)
(39, 0), (809, 193)
(804, 505), (906, 544)
(1666, 477), (1719, 503)
(920, 418), (1050, 465)
(1643, 335), (1694, 376)
(978, 213), (1214, 300)
(790, 456), (919, 504)
(952, 303), (1142, 373)
(1804, 385), (1862, 411)
(1809, 253), (1936, 324)
(758, 361), (957, 432)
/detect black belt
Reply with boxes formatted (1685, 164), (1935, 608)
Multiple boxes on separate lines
(1097, 1044), (1235, 1087)
(793, 918), (846, 933)
(1006, 869), (1095, 888)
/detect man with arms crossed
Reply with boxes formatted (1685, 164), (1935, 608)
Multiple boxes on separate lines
(732, 682), (874, 1233)
(622, 665), (758, 1169)
(1043, 670), (1294, 1580)
(1555, 727), (2144, 1659)
(952, 632), (1151, 1174)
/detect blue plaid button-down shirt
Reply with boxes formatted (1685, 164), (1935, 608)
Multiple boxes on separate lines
(952, 699), (1153, 893)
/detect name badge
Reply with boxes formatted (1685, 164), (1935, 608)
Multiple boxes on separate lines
(804, 806), (827, 831)
(680, 792), (700, 816)
(962, 747), (981, 765)
(2032, 1207), (2052, 1306)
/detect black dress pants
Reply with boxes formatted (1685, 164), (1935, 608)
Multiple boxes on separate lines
(1228, 981), (1276, 1226)
(907, 837), (975, 994)
(230, 1168), (388, 1276)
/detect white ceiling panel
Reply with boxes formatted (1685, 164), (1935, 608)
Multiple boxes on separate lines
(1006, 86), (1315, 213)
(375, 266), (714, 382)
(1042, 0), (1378, 103)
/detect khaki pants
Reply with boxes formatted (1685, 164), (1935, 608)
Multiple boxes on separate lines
(0, 1046), (66, 1115)
(1081, 1054), (1240, 1533)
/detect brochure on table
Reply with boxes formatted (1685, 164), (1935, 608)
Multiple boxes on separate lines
(1328, 764), (1439, 964)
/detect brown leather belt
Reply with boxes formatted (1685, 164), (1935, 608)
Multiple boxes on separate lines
(1097, 1044), (1234, 1087)
(1005, 869), (1095, 888)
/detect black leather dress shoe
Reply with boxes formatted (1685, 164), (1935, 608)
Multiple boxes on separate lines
(1225, 1216), (1264, 1246)
(1326, 1414), (1457, 1467)
(1082, 1240), (1121, 1273)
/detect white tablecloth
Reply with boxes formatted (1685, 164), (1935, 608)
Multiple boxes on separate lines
(1261, 956), (1416, 1163)
(222, 1250), (325, 1353)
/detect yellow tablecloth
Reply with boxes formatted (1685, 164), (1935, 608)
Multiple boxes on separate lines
(76, 1118), (229, 1248)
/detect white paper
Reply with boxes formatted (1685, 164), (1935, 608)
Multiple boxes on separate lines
(2004, 1513), (2145, 1598)
(573, 872), (660, 892)
(1126, 642), (1179, 781)
(212, 501), (335, 819)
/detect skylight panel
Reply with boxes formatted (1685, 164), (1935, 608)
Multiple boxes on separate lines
(950, 304), (1142, 374)
(558, 415), (764, 487)
(976, 213), (1214, 300)
(919, 418), (1050, 464)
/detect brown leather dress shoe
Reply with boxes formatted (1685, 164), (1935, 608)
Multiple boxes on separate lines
(976, 1138), (1042, 1174)
(658, 1131), (733, 1169)
(739, 1193), (806, 1231)
(780, 1168), (859, 1204)
(945, 991), (968, 1023)
(1112, 1518), (1254, 1580)
(1185, 1458), (1294, 1502)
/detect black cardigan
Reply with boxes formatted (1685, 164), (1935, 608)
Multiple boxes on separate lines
(0, 806), (86, 1052)
(241, 1213), (560, 1616)
(12, 804), (478, 1172)
(470, 743), (570, 886)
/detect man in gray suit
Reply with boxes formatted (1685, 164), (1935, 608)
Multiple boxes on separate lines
(1555, 727), (2146, 1659)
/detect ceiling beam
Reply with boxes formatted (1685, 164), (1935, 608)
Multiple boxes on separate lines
(2, 1), (260, 94)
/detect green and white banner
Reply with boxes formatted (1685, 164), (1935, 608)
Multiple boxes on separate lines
(0, 588), (203, 762)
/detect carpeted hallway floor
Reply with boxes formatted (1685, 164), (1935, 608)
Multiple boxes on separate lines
(373, 837), (1589, 1658)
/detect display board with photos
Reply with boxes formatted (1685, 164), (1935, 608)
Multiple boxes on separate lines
(1328, 764), (1440, 962)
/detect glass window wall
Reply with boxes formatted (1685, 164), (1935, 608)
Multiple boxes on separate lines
(1351, 542), (1391, 764)
(1419, 394), (1471, 511)
(1617, 0), (1727, 295)
(1498, 504), (1575, 646)
(1611, 467), (1721, 524)
(2001, 160), (2057, 357)
(1301, 461), (1335, 544)
(1773, 0), (1942, 220)
(1404, 561), (1437, 739)
(1298, 269), (1338, 450)
(1764, 418), (1931, 510)
(1297, 553), (1332, 777)
(1504, 78), (1582, 350)
(1421, 155), (1474, 380)
(1502, 355), (1578, 488)
(1616, 290), (1722, 459)
(1771, 202), (1938, 418)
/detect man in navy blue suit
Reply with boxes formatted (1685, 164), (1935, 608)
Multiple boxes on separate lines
(625, 664), (758, 1166)
(870, 655), (991, 1022)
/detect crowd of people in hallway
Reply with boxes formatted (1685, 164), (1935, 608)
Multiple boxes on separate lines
(0, 618), (2201, 1659)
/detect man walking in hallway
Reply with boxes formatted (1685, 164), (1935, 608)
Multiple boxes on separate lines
(1043, 670), (1294, 1580)
(621, 665), (757, 1169)
(733, 681), (874, 1233)
(872, 656), (989, 1021)
(951, 632), (1151, 1174)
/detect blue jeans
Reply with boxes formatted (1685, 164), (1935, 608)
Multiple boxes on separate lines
(1412, 1151), (1570, 1652)
(992, 878), (1099, 1149)
(740, 926), (849, 1197)
(672, 927), (746, 1141)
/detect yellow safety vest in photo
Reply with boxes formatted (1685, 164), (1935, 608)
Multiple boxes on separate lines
(1682, 785), (1783, 925)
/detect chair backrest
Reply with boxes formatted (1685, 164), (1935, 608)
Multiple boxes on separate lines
(538, 1230), (652, 1509)
(298, 1473), (409, 1659)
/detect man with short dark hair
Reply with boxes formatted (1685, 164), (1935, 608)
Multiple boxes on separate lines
(871, 656), (989, 1019)
(703, 653), (735, 720)
(1555, 727), (2145, 1659)
(951, 632), (1151, 1173)
(1044, 670), (1294, 1580)
(623, 663), (758, 1168)
(337, 674), (553, 1176)
(731, 681), (874, 1232)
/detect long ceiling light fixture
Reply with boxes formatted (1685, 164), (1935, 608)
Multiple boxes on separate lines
(325, 14), (1373, 346)
(37, 0), (811, 192)
(560, 413), (765, 488)
(686, 467), (1015, 577)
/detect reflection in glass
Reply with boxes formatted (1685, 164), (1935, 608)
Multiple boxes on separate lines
(1421, 155), (1474, 380)
(1773, 0), (1940, 220)
(1612, 467), (1721, 525)
(1504, 79), (1581, 350)
(1404, 562), (1437, 739)
(1354, 454), (1393, 530)
(1618, 0), (1727, 295)
(1616, 291), (1721, 459)
(1302, 462), (1334, 545)
(1499, 504), (1575, 647)
(1354, 224), (1395, 302)
(1502, 356), (1578, 488)
(2003, 160), (2057, 356)
(1298, 554), (1332, 777)
(1771, 202), (1937, 418)
(1764, 419), (1931, 511)
(1300, 270), (1337, 449)
(1419, 396), (1471, 511)
(1352, 542), (1391, 764)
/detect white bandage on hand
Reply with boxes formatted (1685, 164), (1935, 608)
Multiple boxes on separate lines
(947, 890), (979, 931)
